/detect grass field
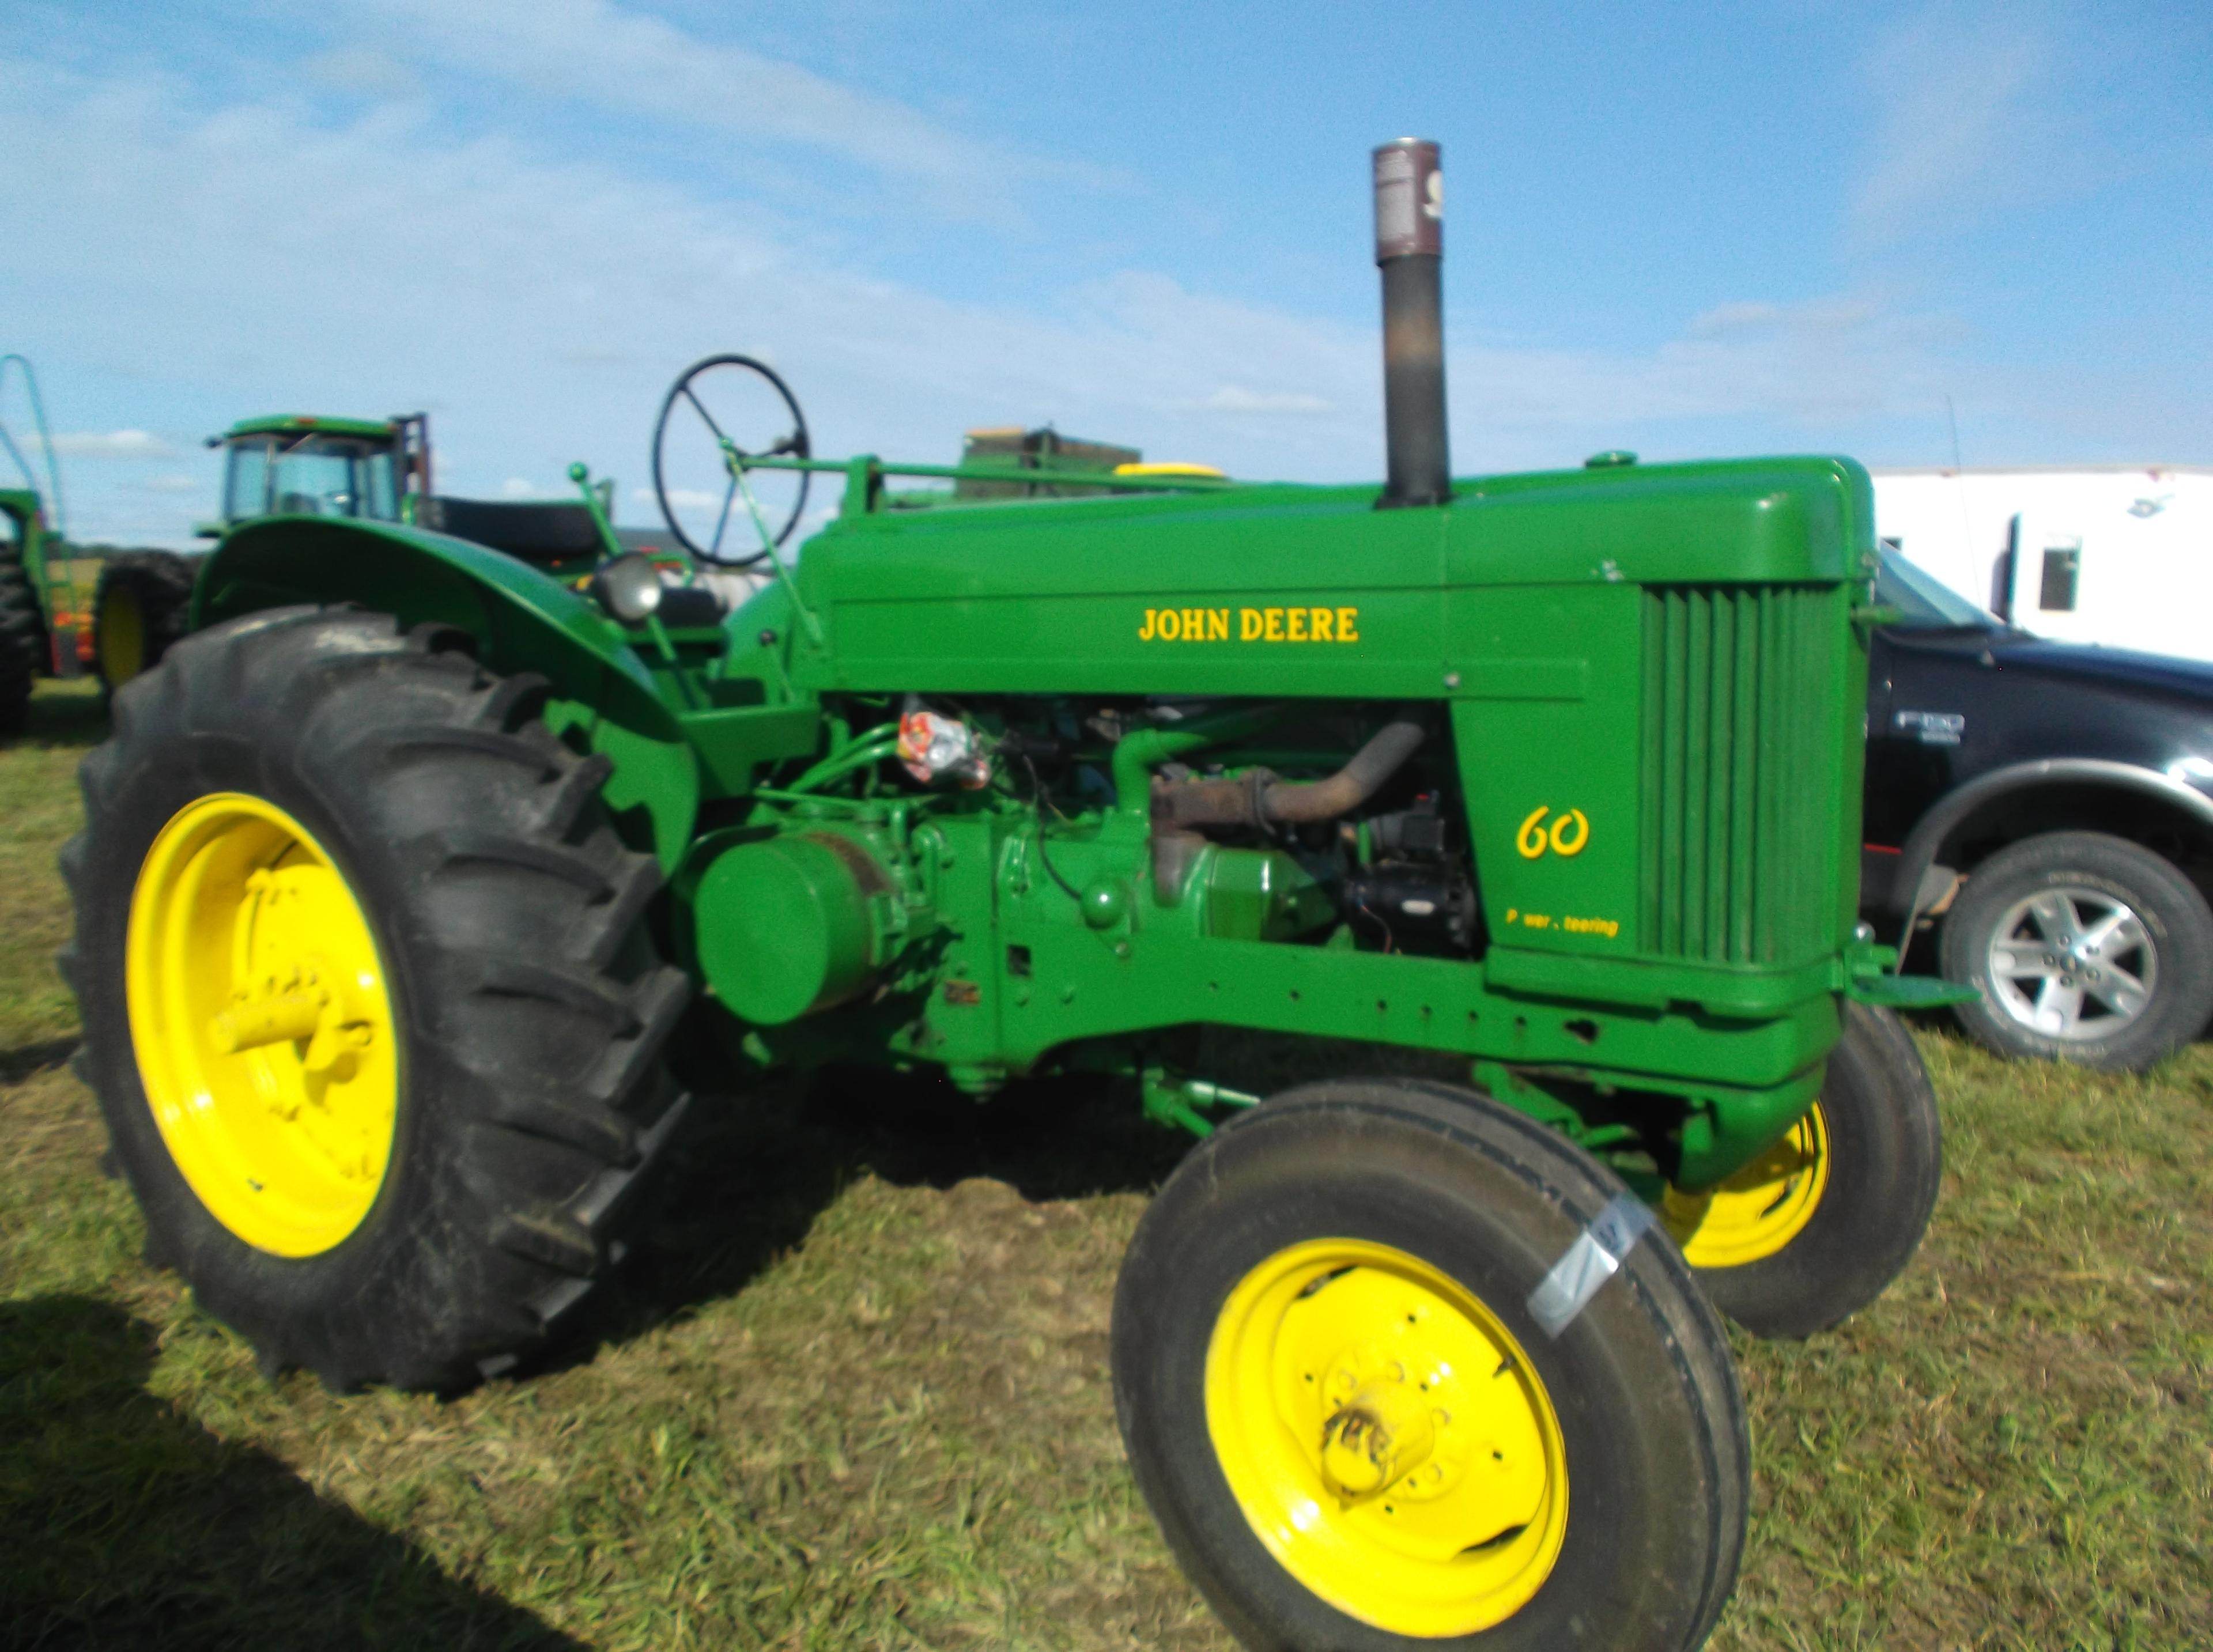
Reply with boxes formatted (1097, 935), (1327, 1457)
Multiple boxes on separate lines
(4, 676), (2209, 1650)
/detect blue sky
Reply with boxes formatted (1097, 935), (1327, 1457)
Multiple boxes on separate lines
(2, 0), (2207, 546)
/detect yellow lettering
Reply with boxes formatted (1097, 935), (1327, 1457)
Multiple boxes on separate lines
(1287, 606), (1308, 641)
(1549, 808), (1590, 857)
(1240, 607), (1263, 640)
(1207, 607), (1229, 640)
(1158, 608), (1181, 640)
(1139, 608), (1157, 641)
(1516, 806), (1551, 859)
(1181, 608), (1205, 641)
(1336, 606), (1359, 642)
(1309, 606), (1333, 641)
(1522, 912), (1552, 929)
(1264, 607), (1285, 641)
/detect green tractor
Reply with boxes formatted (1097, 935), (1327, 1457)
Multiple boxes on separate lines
(0, 352), (212, 718)
(1, 353), (96, 730)
(65, 143), (1962, 1650)
(0, 479), (70, 733)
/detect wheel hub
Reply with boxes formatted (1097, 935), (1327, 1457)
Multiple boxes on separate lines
(126, 793), (399, 1255)
(1204, 1238), (1568, 1636)
(1985, 885), (2155, 1041)
(1316, 1343), (1470, 1503)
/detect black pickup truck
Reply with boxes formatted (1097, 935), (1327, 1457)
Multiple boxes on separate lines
(1861, 549), (2213, 1070)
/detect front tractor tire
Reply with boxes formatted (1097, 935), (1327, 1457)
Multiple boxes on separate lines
(1113, 1079), (1747, 1652)
(1667, 1000), (1940, 1340)
(62, 607), (690, 1390)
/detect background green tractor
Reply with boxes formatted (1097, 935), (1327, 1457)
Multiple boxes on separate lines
(0, 482), (68, 734)
(65, 143), (1963, 1651)
(1, 353), (95, 731)
(0, 352), (204, 715)
(207, 407), (700, 581)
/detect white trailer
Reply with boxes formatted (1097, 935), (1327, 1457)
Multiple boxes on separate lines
(1870, 466), (2213, 661)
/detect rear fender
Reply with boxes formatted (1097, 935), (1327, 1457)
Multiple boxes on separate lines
(195, 517), (698, 869)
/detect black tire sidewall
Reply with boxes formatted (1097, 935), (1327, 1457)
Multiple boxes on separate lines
(1113, 1083), (1743, 1652)
(77, 672), (463, 1354)
(1691, 1001), (1940, 1338)
(93, 554), (197, 690)
(1940, 831), (2213, 1071)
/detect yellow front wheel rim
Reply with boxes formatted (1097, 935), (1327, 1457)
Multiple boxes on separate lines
(1668, 1103), (1831, 1268)
(100, 586), (146, 685)
(126, 793), (399, 1257)
(1204, 1238), (1569, 1637)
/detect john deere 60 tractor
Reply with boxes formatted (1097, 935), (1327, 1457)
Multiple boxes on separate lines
(66, 143), (1960, 1651)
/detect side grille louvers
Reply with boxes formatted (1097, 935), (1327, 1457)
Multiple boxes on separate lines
(1639, 586), (1839, 966)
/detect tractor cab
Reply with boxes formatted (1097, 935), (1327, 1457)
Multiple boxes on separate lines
(208, 408), (731, 621)
(212, 413), (428, 529)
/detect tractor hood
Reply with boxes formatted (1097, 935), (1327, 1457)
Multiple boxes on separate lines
(791, 455), (1872, 699)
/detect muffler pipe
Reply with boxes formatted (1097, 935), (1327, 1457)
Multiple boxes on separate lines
(1151, 710), (1428, 830)
(1373, 139), (1451, 509)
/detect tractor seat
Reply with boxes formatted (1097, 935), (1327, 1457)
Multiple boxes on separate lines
(656, 584), (727, 627)
(418, 496), (604, 562)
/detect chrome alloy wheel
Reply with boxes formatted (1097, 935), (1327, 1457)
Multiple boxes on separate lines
(1985, 885), (2157, 1042)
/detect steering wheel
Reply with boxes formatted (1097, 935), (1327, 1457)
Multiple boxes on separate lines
(651, 354), (811, 566)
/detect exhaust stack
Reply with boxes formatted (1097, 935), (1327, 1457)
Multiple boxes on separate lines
(1373, 139), (1450, 508)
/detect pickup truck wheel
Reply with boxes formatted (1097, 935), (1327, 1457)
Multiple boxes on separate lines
(1939, 831), (2213, 1071)
(1667, 1001), (1940, 1337)
(1113, 1078), (1745, 1652)
(61, 607), (691, 1390)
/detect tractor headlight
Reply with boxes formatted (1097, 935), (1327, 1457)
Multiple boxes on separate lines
(591, 553), (664, 623)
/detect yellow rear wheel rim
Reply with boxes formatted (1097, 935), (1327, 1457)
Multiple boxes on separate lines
(126, 793), (399, 1257)
(100, 586), (145, 685)
(1204, 1238), (1569, 1637)
(1668, 1103), (1831, 1268)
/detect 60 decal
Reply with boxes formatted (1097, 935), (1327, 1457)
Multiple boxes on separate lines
(1516, 805), (1589, 859)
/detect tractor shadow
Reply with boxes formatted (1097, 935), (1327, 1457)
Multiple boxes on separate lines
(1, 1035), (78, 1085)
(579, 1063), (1192, 1360)
(0, 1295), (580, 1651)
(576, 1025), (1466, 1367)
(4, 676), (108, 751)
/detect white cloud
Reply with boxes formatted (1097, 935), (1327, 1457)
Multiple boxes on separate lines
(1463, 293), (1967, 434)
(1852, 8), (2057, 241)
(348, 0), (1085, 200)
(25, 429), (179, 459)
(652, 486), (724, 511)
(134, 472), (203, 494)
(305, 44), (419, 101)
(1, 48), (2188, 543)
(1195, 387), (1335, 416)
(500, 478), (537, 497)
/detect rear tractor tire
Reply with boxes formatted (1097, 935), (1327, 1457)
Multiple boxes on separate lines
(0, 531), (44, 735)
(93, 550), (198, 693)
(1113, 1078), (1747, 1652)
(1666, 1000), (1940, 1339)
(62, 606), (690, 1390)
